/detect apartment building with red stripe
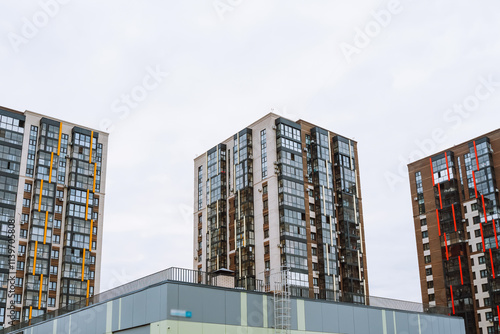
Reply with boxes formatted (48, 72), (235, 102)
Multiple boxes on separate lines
(408, 129), (500, 334)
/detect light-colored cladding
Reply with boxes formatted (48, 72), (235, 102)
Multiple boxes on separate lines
(464, 200), (493, 332)
(193, 114), (281, 276)
(193, 113), (368, 299)
(4, 109), (108, 322)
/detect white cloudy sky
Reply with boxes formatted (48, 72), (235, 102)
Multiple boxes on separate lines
(1, 0), (500, 303)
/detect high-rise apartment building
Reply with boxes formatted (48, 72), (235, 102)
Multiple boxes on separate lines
(408, 129), (500, 334)
(193, 113), (368, 303)
(0, 106), (107, 327)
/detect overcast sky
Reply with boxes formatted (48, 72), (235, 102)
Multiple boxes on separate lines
(1, 0), (499, 303)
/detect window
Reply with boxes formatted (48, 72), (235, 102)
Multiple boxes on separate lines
(475, 230), (482, 238)
(486, 312), (493, 321)
(262, 185), (268, 194)
(93, 226), (97, 235)
(51, 250), (59, 259)
(427, 281), (433, 289)
(264, 229), (269, 239)
(480, 269), (488, 278)
(423, 243), (430, 251)
(55, 205), (62, 213)
(484, 297), (491, 306)
(92, 241), (96, 249)
(90, 271), (95, 279)
(263, 200), (268, 210)
(50, 266), (58, 275)
(310, 218), (315, 226)
(54, 220), (61, 229)
(22, 198), (30, 207)
(49, 282), (57, 291)
(308, 189), (313, 197)
(263, 214), (269, 224)
(311, 233), (316, 241)
(14, 294), (21, 304)
(56, 190), (64, 199)
(18, 244), (26, 256)
(264, 245), (269, 254)
(24, 183), (32, 192)
(15, 277), (22, 287)
(261, 129), (268, 179)
(265, 260), (270, 270)
(312, 263), (318, 271)
(313, 278), (318, 286)
(420, 219), (427, 226)
(21, 214), (29, 224)
(309, 204), (315, 212)
(482, 283), (489, 292)
(471, 203), (478, 211)
(94, 198), (99, 207)
(479, 256), (486, 264)
(48, 297), (56, 307)
(422, 231), (428, 238)
(53, 235), (60, 244)
(198, 228), (202, 237)
(477, 243), (483, 252)
(428, 294), (435, 302)
(425, 268), (432, 276)
(312, 247), (317, 255)
(19, 229), (27, 239)
(16, 261), (24, 270)
(424, 255), (431, 264)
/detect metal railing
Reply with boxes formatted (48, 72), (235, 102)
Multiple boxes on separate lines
(0, 267), (451, 333)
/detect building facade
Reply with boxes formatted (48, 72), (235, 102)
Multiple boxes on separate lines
(0, 106), (107, 328)
(0, 270), (466, 334)
(193, 113), (368, 303)
(408, 129), (500, 334)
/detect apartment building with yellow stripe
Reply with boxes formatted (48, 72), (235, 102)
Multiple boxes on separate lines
(0, 106), (107, 328)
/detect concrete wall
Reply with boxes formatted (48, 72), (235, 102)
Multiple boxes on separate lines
(12, 281), (466, 334)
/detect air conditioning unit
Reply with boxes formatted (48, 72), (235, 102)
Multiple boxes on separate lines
(334, 162), (338, 166)
(273, 161), (278, 166)
(248, 155), (253, 160)
(272, 125), (277, 130)
(414, 197), (418, 201)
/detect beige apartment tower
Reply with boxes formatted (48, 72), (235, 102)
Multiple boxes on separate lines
(193, 113), (368, 304)
(0, 106), (107, 327)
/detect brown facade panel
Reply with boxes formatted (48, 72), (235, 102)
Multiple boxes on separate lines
(409, 128), (500, 334)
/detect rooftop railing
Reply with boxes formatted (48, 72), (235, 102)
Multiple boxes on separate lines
(0, 267), (451, 333)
